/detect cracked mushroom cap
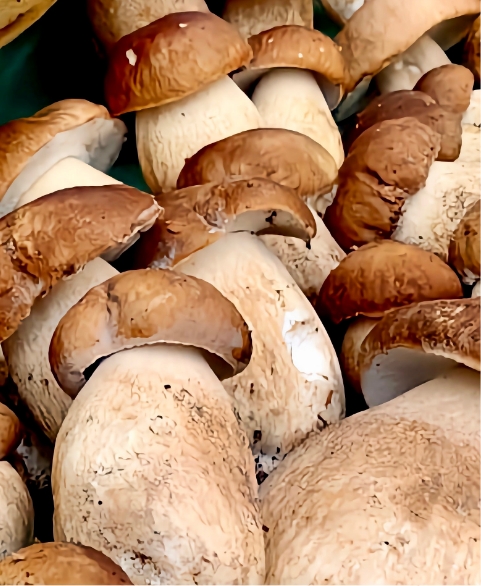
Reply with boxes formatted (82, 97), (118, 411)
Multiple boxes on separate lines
(177, 128), (338, 202)
(0, 185), (160, 343)
(448, 200), (480, 284)
(0, 100), (126, 217)
(358, 297), (480, 406)
(132, 178), (316, 269)
(335, 0), (480, 92)
(0, 403), (22, 460)
(0, 0), (57, 49)
(324, 117), (441, 252)
(413, 64), (475, 114)
(0, 542), (132, 585)
(49, 269), (253, 398)
(104, 11), (252, 116)
(464, 16), (480, 83)
(318, 240), (463, 324)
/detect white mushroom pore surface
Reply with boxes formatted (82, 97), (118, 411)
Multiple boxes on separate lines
(251, 68), (344, 169)
(53, 344), (265, 585)
(175, 231), (345, 477)
(136, 75), (262, 192)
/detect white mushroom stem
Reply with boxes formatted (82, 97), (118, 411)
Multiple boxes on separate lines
(53, 344), (264, 584)
(472, 281), (480, 298)
(136, 76), (262, 193)
(251, 68), (344, 169)
(376, 34), (451, 94)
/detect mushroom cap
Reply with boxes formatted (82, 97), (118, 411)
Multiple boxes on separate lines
(448, 200), (480, 283)
(104, 11), (252, 116)
(324, 117), (441, 252)
(339, 317), (379, 394)
(132, 178), (316, 269)
(0, 403), (22, 460)
(0, 185), (160, 343)
(413, 64), (475, 114)
(335, 0), (480, 91)
(49, 269), (253, 398)
(177, 128), (338, 201)
(0, 542), (132, 585)
(0, 0), (57, 49)
(318, 241), (463, 324)
(0, 100), (126, 216)
(464, 15), (480, 83)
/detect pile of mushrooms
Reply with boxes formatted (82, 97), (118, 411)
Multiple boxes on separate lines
(0, 1), (479, 585)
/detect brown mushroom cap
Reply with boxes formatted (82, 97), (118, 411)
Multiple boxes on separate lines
(0, 403), (22, 460)
(464, 16), (480, 83)
(132, 177), (316, 269)
(0, 185), (160, 343)
(49, 269), (253, 399)
(104, 11), (252, 116)
(0, 542), (132, 585)
(317, 241), (463, 324)
(0, 1), (57, 49)
(448, 200), (480, 283)
(335, 0), (480, 91)
(413, 64), (475, 114)
(324, 117), (441, 252)
(177, 128), (338, 199)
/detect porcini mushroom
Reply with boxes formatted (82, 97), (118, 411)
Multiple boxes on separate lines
(448, 200), (480, 292)
(104, 12), (262, 193)
(464, 15), (480, 83)
(49, 269), (265, 584)
(0, 542), (132, 584)
(0, 403), (22, 461)
(0, 0), (58, 49)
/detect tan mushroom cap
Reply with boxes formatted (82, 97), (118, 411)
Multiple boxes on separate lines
(448, 200), (480, 283)
(49, 269), (253, 398)
(0, 185), (160, 343)
(0, 403), (22, 460)
(318, 241), (463, 324)
(177, 128), (338, 199)
(0, 100), (115, 205)
(104, 11), (252, 116)
(324, 117), (441, 252)
(464, 16), (480, 83)
(0, 542), (132, 585)
(413, 64), (475, 114)
(0, 1), (57, 49)
(133, 178), (316, 269)
(335, 0), (480, 91)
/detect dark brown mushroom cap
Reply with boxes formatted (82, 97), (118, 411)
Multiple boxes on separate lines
(318, 241), (463, 324)
(49, 269), (253, 398)
(104, 11), (252, 116)
(464, 16), (480, 83)
(343, 90), (463, 161)
(324, 117), (441, 252)
(0, 542), (132, 585)
(0, 402), (22, 460)
(414, 64), (475, 114)
(448, 200), (480, 282)
(0, 185), (160, 343)
(177, 128), (338, 198)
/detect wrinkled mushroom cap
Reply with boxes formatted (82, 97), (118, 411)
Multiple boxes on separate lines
(0, 403), (22, 460)
(0, 185), (160, 343)
(0, 0), (57, 49)
(104, 11), (252, 116)
(448, 200), (480, 283)
(49, 269), (253, 398)
(318, 240), (463, 323)
(414, 64), (475, 114)
(464, 16), (480, 83)
(0, 542), (132, 585)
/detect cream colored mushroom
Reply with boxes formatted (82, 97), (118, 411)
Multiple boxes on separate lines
(0, 0), (58, 49)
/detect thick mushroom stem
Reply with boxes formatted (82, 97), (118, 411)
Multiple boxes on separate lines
(251, 69), (344, 169)
(136, 76), (262, 193)
(376, 34), (451, 94)
(472, 281), (480, 297)
(53, 344), (264, 584)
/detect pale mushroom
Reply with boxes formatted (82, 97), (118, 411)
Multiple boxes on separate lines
(0, 0), (58, 49)
(49, 269), (264, 584)
(104, 12), (262, 193)
(448, 200), (480, 292)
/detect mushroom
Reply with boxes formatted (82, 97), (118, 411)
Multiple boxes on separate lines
(49, 269), (265, 584)
(319, 0), (362, 26)
(448, 200), (480, 292)
(0, 542), (132, 584)
(413, 64), (475, 114)
(0, 403), (22, 461)
(133, 177), (344, 480)
(0, 100), (127, 217)
(2, 185), (160, 442)
(222, 0), (313, 39)
(463, 15), (480, 83)
(104, 12), (262, 193)
(0, 0), (57, 49)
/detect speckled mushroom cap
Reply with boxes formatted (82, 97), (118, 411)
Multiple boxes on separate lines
(0, 100), (126, 216)
(0, 185), (160, 343)
(104, 11), (252, 116)
(177, 128), (338, 200)
(464, 16), (480, 83)
(0, 542), (132, 585)
(413, 64), (475, 114)
(0, 403), (22, 460)
(49, 269), (253, 398)
(324, 117), (441, 252)
(0, 0), (57, 49)
(335, 0), (480, 92)
(318, 241), (463, 324)
(448, 200), (480, 284)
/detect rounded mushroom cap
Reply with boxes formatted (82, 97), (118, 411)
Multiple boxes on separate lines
(318, 241), (463, 323)
(104, 11), (252, 116)
(0, 0), (57, 49)
(464, 16), (480, 83)
(177, 128), (338, 201)
(414, 64), (475, 114)
(448, 200), (480, 283)
(0, 542), (132, 585)
(49, 269), (253, 398)
(0, 403), (22, 460)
